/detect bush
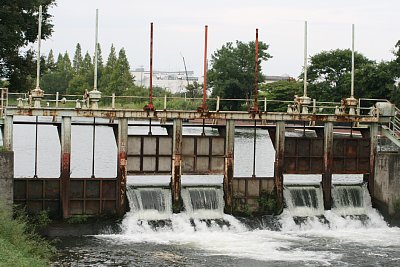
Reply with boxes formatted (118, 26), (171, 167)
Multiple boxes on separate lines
(258, 190), (277, 215)
(0, 202), (54, 267)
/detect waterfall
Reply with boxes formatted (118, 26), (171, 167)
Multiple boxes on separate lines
(280, 183), (387, 231)
(332, 184), (369, 215)
(283, 186), (324, 216)
(125, 186), (172, 220)
(181, 187), (224, 219)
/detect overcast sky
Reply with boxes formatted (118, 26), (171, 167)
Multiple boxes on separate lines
(42, 0), (399, 78)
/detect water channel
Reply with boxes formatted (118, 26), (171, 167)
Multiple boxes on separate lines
(12, 117), (400, 266)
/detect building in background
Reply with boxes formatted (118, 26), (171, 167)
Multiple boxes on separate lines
(132, 68), (199, 94)
(132, 68), (293, 94)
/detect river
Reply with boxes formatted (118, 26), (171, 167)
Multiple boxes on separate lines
(12, 117), (400, 266)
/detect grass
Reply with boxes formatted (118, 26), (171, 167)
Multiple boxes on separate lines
(393, 198), (400, 218)
(0, 203), (54, 267)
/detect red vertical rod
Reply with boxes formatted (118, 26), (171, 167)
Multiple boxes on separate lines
(202, 25), (208, 111)
(149, 22), (154, 107)
(253, 28), (259, 112)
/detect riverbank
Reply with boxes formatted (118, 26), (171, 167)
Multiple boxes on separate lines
(0, 204), (53, 267)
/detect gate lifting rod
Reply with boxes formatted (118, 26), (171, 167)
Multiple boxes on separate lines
(252, 120), (257, 178)
(91, 117), (96, 178)
(198, 25), (208, 113)
(34, 116), (38, 178)
(144, 22), (155, 111)
(250, 28), (259, 113)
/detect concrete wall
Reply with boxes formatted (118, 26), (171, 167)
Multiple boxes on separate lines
(0, 151), (13, 210)
(374, 153), (400, 215)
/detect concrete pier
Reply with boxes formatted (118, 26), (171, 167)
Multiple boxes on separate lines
(0, 151), (13, 211)
(223, 120), (235, 213)
(374, 153), (400, 217)
(117, 118), (128, 216)
(322, 122), (333, 210)
(274, 121), (285, 213)
(171, 119), (183, 212)
(60, 116), (71, 218)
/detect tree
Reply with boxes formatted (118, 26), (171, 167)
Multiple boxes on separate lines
(259, 80), (302, 112)
(7, 50), (37, 92)
(388, 40), (400, 105)
(94, 43), (104, 90)
(100, 44), (117, 94)
(67, 51), (94, 95)
(72, 43), (83, 73)
(107, 48), (134, 95)
(45, 49), (56, 72)
(185, 81), (203, 98)
(41, 52), (73, 94)
(305, 49), (372, 102)
(208, 40), (271, 110)
(0, 1), (56, 91)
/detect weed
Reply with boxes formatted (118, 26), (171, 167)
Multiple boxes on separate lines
(258, 190), (277, 215)
(0, 202), (54, 267)
(393, 198), (400, 217)
(66, 215), (91, 224)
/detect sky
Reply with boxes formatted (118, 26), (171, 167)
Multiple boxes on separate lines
(41, 0), (400, 78)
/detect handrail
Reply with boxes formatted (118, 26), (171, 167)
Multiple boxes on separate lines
(2, 89), (396, 119)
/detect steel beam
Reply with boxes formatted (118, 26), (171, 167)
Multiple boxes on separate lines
(322, 122), (333, 210)
(60, 116), (71, 218)
(274, 121), (285, 213)
(6, 107), (380, 123)
(117, 118), (128, 216)
(223, 120), (235, 213)
(171, 119), (183, 213)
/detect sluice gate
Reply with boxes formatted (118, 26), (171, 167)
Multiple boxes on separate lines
(0, 105), (386, 218)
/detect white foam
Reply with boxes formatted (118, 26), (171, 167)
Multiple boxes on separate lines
(104, 214), (339, 264)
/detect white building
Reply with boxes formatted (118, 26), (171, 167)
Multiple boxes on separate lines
(132, 68), (199, 94)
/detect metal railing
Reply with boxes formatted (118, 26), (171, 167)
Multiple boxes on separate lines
(387, 105), (400, 140)
(2, 90), (389, 118)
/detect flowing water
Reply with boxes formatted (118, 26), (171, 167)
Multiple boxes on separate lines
(10, 117), (400, 266)
(181, 187), (224, 219)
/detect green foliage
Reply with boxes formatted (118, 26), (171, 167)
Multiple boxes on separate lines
(259, 80), (302, 111)
(0, 1), (56, 92)
(41, 43), (135, 97)
(303, 47), (400, 106)
(305, 49), (372, 102)
(184, 81), (203, 98)
(29, 210), (52, 230)
(232, 193), (253, 217)
(72, 43), (83, 73)
(66, 215), (91, 224)
(41, 52), (73, 94)
(393, 199), (400, 217)
(106, 48), (134, 95)
(0, 202), (54, 267)
(258, 190), (277, 215)
(209, 40), (271, 110)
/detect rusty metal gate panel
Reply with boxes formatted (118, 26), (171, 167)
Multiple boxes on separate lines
(13, 178), (60, 217)
(127, 135), (172, 174)
(182, 136), (225, 174)
(232, 177), (274, 211)
(284, 137), (324, 174)
(332, 137), (370, 173)
(69, 178), (117, 215)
